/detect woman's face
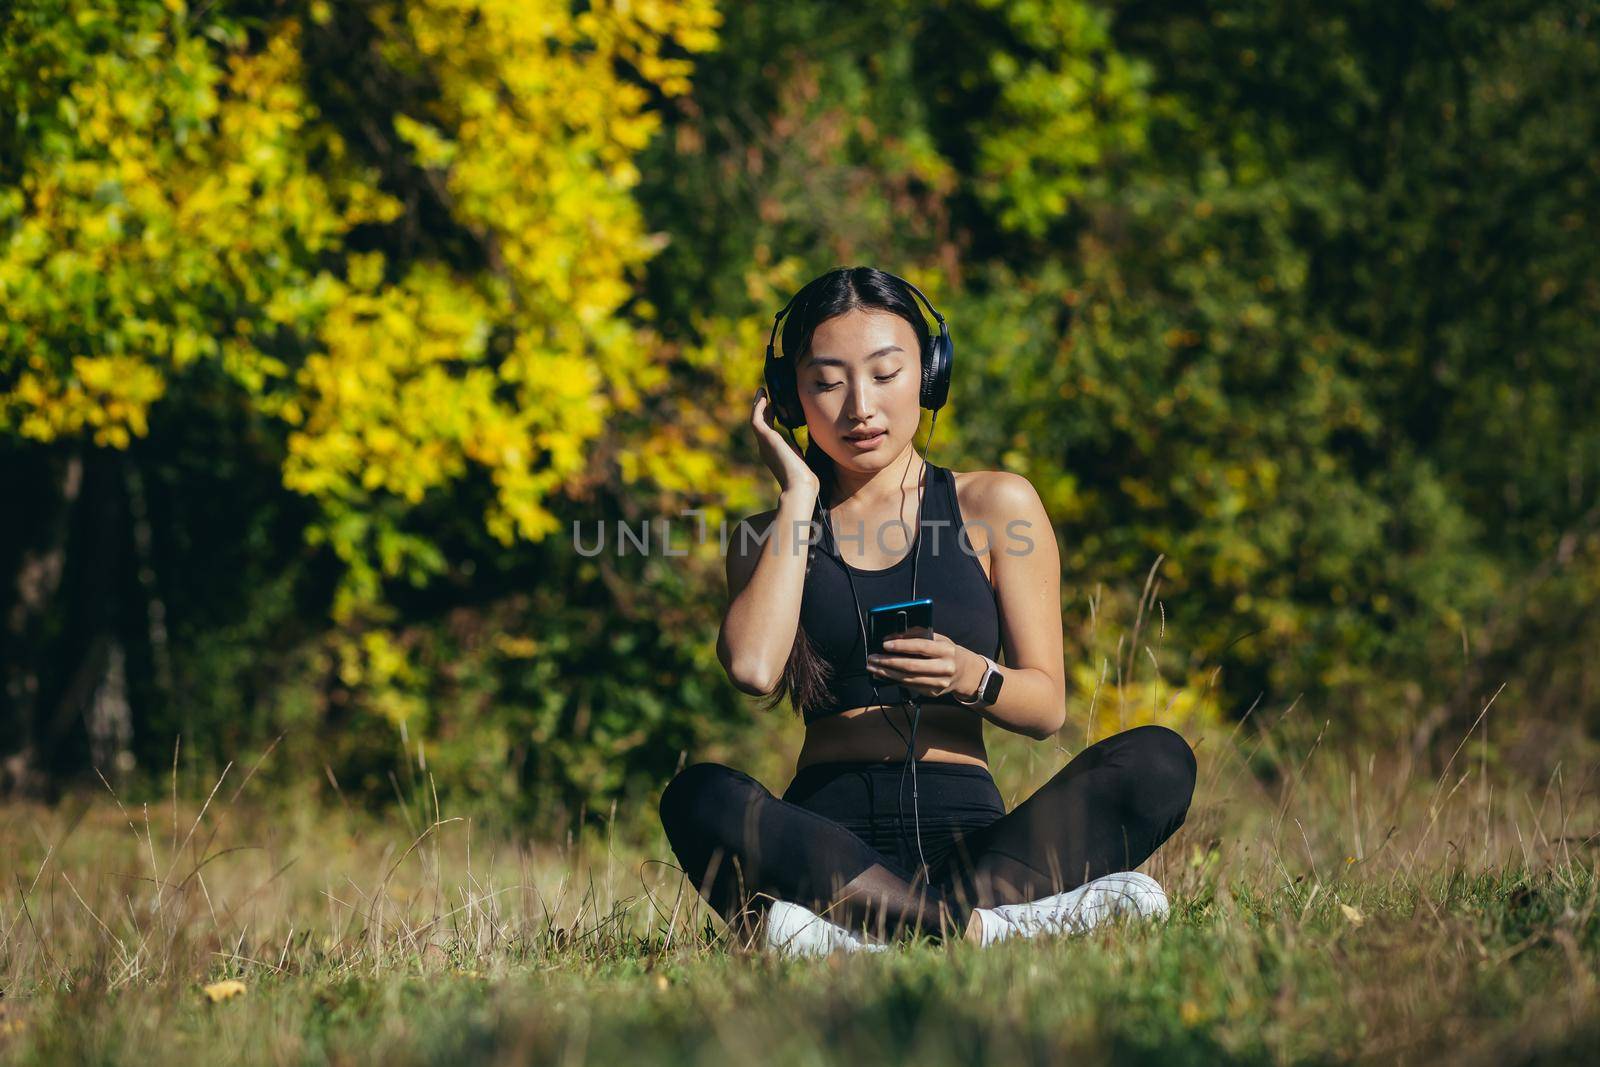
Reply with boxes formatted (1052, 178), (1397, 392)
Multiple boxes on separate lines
(796, 307), (924, 473)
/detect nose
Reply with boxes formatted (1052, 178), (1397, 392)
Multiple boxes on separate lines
(845, 375), (877, 422)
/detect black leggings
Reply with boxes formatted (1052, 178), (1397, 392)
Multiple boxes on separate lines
(658, 724), (1197, 942)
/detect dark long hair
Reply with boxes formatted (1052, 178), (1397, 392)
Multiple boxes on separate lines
(758, 266), (933, 718)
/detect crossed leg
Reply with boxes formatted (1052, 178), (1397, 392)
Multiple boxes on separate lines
(657, 761), (967, 943)
(930, 725), (1198, 911)
(658, 725), (1197, 945)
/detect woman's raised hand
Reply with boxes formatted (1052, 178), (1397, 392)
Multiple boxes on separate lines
(752, 386), (821, 498)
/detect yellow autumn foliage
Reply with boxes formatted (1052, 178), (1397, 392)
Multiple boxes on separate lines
(1, 15), (395, 451)
(2, 1), (733, 726)
(1072, 661), (1224, 742)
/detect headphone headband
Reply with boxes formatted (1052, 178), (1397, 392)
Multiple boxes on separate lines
(765, 273), (945, 360)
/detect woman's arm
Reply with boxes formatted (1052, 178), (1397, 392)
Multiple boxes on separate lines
(716, 485), (820, 695)
(962, 471), (1067, 739)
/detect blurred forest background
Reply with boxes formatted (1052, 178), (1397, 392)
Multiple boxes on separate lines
(3, 0), (1597, 835)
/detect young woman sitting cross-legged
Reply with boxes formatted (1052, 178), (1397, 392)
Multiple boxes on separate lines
(659, 266), (1196, 953)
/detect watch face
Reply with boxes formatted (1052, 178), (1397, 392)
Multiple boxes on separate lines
(981, 668), (1003, 703)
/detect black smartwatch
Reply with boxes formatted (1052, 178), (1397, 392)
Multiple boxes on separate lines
(952, 654), (1003, 708)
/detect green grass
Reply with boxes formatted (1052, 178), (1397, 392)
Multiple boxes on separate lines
(1, 717), (1596, 1065)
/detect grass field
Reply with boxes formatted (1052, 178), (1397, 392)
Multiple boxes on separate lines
(1, 709), (1596, 1066)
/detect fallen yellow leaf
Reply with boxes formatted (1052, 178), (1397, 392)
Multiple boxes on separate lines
(202, 979), (248, 1003)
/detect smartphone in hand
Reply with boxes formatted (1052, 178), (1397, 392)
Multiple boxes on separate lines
(867, 597), (934, 656)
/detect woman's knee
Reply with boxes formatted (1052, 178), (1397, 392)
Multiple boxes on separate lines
(658, 761), (758, 837)
(1123, 725), (1197, 820)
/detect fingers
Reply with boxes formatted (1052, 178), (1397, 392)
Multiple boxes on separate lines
(865, 648), (951, 694)
(878, 633), (943, 656)
(869, 674), (948, 695)
(751, 387), (779, 436)
(869, 657), (949, 677)
(868, 627), (955, 691)
(869, 647), (953, 673)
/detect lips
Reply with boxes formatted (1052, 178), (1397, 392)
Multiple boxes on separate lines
(845, 429), (886, 441)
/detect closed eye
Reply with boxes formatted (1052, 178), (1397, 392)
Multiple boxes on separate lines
(816, 371), (900, 392)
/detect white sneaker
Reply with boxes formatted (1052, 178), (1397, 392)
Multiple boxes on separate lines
(970, 871), (1170, 945)
(761, 899), (891, 957)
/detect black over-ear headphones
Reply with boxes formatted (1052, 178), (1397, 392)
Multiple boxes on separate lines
(762, 272), (954, 430)
(758, 267), (956, 895)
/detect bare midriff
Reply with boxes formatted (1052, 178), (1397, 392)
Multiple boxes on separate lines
(795, 701), (989, 772)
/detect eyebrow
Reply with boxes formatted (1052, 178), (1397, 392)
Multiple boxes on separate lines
(804, 345), (904, 369)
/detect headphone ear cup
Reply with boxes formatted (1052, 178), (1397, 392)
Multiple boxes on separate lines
(777, 384), (803, 429)
(764, 351), (804, 429)
(920, 325), (953, 412)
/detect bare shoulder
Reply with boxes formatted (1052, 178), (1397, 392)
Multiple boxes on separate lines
(724, 506), (780, 598)
(950, 469), (1055, 581)
(728, 506), (780, 558)
(951, 469), (1047, 525)
(732, 508), (777, 537)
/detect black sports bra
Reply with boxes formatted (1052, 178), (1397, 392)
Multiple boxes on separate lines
(796, 463), (1002, 721)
